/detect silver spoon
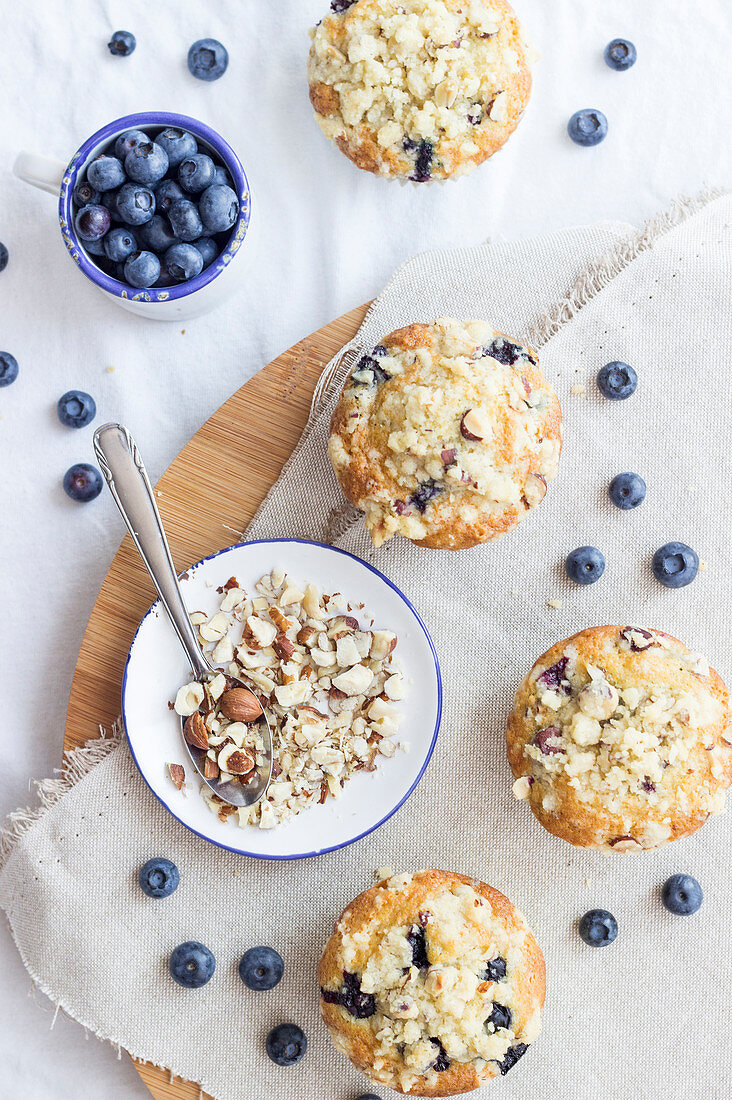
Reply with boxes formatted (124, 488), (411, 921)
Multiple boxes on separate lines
(93, 422), (273, 808)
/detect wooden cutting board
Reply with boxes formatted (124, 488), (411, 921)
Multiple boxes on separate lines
(62, 302), (368, 1100)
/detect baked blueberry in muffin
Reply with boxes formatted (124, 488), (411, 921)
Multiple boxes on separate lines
(318, 869), (545, 1095)
(328, 318), (562, 549)
(507, 626), (732, 851)
(309, 0), (534, 182)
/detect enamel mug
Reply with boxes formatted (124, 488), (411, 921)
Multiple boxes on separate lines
(13, 111), (253, 321)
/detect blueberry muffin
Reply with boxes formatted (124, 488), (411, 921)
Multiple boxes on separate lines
(328, 318), (562, 550)
(319, 869), (545, 1096)
(507, 626), (732, 852)
(308, 0), (534, 182)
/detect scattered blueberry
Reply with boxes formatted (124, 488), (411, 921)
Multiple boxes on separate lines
(138, 857), (180, 899)
(496, 1043), (528, 1075)
(355, 1095), (382, 1100)
(178, 153), (216, 194)
(57, 390), (96, 429)
(604, 38), (637, 71)
(156, 128), (198, 167)
(124, 250), (161, 288)
(125, 141), (169, 185)
(0, 242), (7, 274)
(74, 204), (111, 242)
(661, 873), (703, 915)
(168, 199), (204, 241)
(238, 946), (285, 991)
(565, 545), (605, 585)
(114, 128), (148, 160)
(116, 182), (155, 225)
(265, 1024), (307, 1067)
(169, 941), (216, 988)
(597, 361), (637, 400)
(0, 352), (19, 387)
(198, 184), (238, 232)
(567, 109), (608, 147)
(192, 237), (217, 267)
(187, 38), (229, 82)
(73, 181), (100, 207)
(63, 463), (103, 503)
(608, 472), (646, 510)
(488, 1003), (512, 1030)
(103, 227), (137, 263)
(154, 178), (185, 214)
(87, 154), (126, 192)
(578, 909), (618, 947)
(651, 542), (698, 589)
(138, 215), (176, 254)
(164, 242), (204, 282)
(107, 30), (136, 57)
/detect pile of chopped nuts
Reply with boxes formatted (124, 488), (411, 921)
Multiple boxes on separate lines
(171, 570), (406, 829)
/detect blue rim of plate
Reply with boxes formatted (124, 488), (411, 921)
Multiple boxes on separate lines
(121, 537), (443, 860)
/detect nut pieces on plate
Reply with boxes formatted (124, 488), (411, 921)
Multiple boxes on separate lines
(171, 570), (407, 830)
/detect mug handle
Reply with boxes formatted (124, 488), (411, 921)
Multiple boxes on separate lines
(13, 152), (66, 196)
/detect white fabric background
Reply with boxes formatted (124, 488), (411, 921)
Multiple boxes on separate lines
(0, 0), (730, 1097)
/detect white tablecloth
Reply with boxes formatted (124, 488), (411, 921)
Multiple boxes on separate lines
(1, 0), (730, 1096)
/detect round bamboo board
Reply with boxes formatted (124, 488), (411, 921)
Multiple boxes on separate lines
(62, 302), (368, 1100)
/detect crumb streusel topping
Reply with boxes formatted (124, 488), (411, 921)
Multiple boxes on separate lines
(309, 0), (534, 181)
(172, 570), (406, 828)
(329, 318), (561, 549)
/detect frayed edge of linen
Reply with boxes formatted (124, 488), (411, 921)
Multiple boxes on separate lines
(0, 722), (123, 871)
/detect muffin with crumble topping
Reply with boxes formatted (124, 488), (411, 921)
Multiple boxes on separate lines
(318, 869), (545, 1096)
(328, 318), (562, 550)
(308, 0), (534, 182)
(507, 626), (732, 852)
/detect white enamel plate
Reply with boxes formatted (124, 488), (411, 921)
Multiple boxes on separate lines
(122, 539), (442, 860)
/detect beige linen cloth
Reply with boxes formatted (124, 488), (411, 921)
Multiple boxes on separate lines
(2, 193), (732, 1100)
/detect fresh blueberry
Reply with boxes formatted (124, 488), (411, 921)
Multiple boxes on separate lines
(192, 237), (218, 267)
(57, 390), (96, 429)
(198, 184), (238, 233)
(164, 242), (204, 282)
(138, 857), (180, 899)
(74, 204), (111, 242)
(661, 873), (703, 916)
(488, 1003), (512, 1030)
(604, 38), (637, 71)
(156, 128), (198, 167)
(107, 30), (136, 57)
(0, 242), (7, 274)
(114, 128), (148, 161)
(103, 227), (137, 263)
(265, 1023), (307, 1067)
(608, 472), (646, 510)
(154, 178), (185, 215)
(0, 352), (19, 387)
(125, 141), (169, 185)
(178, 153), (216, 194)
(73, 181), (100, 207)
(168, 199), (204, 241)
(238, 946), (284, 991)
(565, 545), (605, 585)
(83, 236), (107, 257)
(568, 109), (608, 146)
(212, 165), (231, 187)
(187, 38), (229, 81)
(578, 909), (618, 947)
(63, 463), (103, 503)
(124, 250), (161, 288)
(597, 361), (637, 400)
(87, 154), (126, 192)
(100, 188), (123, 222)
(138, 215), (176, 253)
(116, 183), (155, 225)
(169, 941), (215, 988)
(355, 1096), (382, 1100)
(651, 542), (698, 589)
